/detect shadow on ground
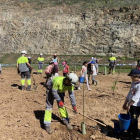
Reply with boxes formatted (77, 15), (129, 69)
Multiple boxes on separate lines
(11, 84), (21, 89)
(34, 110), (63, 129)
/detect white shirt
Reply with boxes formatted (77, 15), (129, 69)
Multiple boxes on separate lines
(126, 81), (140, 106)
(92, 65), (97, 76)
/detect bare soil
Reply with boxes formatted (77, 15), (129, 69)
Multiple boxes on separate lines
(0, 68), (139, 140)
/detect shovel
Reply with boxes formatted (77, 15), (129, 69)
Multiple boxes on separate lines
(31, 73), (38, 90)
(65, 105), (109, 135)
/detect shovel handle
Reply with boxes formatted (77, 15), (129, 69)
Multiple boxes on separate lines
(31, 72), (36, 83)
(65, 105), (106, 127)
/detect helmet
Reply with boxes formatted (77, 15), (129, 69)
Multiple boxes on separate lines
(40, 53), (43, 56)
(68, 73), (78, 84)
(54, 54), (57, 56)
(128, 68), (140, 76)
(111, 53), (113, 56)
(21, 50), (27, 54)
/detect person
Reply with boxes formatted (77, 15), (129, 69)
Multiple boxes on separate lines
(28, 56), (32, 74)
(37, 53), (44, 74)
(63, 61), (69, 77)
(44, 73), (78, 134)
(91, 61), (98, 85)
(17, 51), (33, 91)
(52, 54), (59, 64)
(87, 62), (92, 81)
(91, 57), (99, 74)
(78, 61), (92, 91)
(108, 53), (116, 74)
(136, 60), (140, 70)
(51, 62), (59, 79)
(122, 68), (140, 140)
(0, 63), (2, 79)
(45, 61), (54, 82)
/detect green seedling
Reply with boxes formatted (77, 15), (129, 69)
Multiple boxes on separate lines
(111, 60), (125, 92)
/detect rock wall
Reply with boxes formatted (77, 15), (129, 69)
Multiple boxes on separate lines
(0, 2), (140, 57)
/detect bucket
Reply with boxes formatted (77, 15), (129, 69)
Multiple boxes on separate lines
(79, 77), (85, 83)
(118, 114), (131, 131)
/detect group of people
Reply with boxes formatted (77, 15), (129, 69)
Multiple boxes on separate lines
(16, 50), (140, 139)
(78, 57), (99, 91)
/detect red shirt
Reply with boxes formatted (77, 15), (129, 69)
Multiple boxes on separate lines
(63, 65), (69, 73)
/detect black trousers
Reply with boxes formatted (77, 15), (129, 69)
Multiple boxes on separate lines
(63, 73), (68, 77)
(87, 70), (92, 81)
(127, 105), (140, 137)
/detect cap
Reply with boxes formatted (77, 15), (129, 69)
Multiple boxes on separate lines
(91, 61), (95, 64)
(128, 68), (140, 76)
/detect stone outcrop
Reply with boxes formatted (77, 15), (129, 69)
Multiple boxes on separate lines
(0, 2), (140, 57)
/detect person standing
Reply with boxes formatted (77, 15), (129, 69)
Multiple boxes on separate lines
(87, 62), (92, 81)
(91, 61), (98, 85)
(51, 62), (59, 79)
(17, 51), (33, 91)
(91, 57), (99, 74)
(37, 53), (44, 74)
(122, 68), (140, 140)
(63, 61), (69, 77)
(108, 53), (116, 74)
(78, 61), (92, 91)
(45, 61), (54, 82)
(52, 54), (59, 64)
(44, 73), (78, 134)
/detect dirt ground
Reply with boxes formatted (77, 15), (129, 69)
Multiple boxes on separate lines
(0, 67), (139, 140)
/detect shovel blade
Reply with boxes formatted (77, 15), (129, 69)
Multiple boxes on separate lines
(33, 83), (38, 90)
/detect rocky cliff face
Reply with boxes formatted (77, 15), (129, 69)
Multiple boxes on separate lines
(0, 2), (140, 57)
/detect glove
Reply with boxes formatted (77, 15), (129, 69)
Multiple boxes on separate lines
(58, 101), (64, 107)
(73, 107), (77, 114)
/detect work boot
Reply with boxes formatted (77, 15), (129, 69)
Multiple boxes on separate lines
(26, 88), (33, 91)
(45, 126), (53, 134)
(26, 85), (33, 91)
(66, 123), (73, 130)
(21, 86), (26, 91)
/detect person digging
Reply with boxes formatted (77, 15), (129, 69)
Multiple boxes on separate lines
(44, 73), (78, 134)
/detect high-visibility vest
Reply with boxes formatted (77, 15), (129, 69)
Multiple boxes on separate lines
(17, 56), (29, 72)
(109, 57), (116, 65)
(52, 76), (74, 93)
(37, 57), (44, 64)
